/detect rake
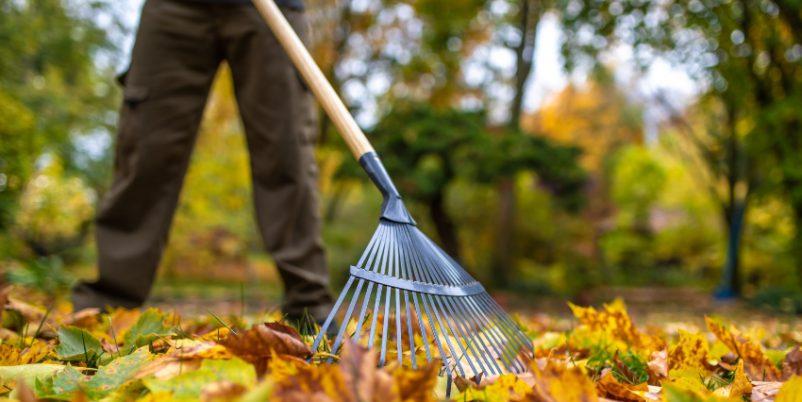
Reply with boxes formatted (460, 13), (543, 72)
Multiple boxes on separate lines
(254, 0), (534, 379)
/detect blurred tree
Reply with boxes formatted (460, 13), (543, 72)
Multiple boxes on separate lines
(0, 0), (117, 230)
(559, 0), (802, 296)
(366, 101), (585, 271)
(523, 74), (643, 272)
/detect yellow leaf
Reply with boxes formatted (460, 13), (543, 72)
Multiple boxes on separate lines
(705, 317), (781, 381)
(726, 360), (752, 398)
(669, 331), (709, 372)
(776, 375), (802, 402)
(529, 361), (598, 402)
(596, 370), (648, 401)
(454, 374), (532, 402)
(569, 299), (664, 352)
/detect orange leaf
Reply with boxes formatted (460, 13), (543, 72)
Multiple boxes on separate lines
(221, 322), (311, 376)
(595, 370), (648, 402)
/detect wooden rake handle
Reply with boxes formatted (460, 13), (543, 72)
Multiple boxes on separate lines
(252, 0), (375, 159)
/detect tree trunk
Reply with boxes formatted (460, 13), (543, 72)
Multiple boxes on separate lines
(715, 201), (745, 298)
(490, 0), (541, 288)
(428, 191), (462, 263)
(492, 178), (516, 288)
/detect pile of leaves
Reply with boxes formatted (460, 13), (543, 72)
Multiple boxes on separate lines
(2, 286), (802, 402)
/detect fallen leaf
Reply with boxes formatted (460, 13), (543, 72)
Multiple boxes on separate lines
(391, 362), (439, 402)
(528, 360), (599, 402)
(569, 300), (664, 352)
(668, 331), (709, 372)
(200, 381), (247, 401)
(782, 346), (802, 380)
(705, 317), (782, 381)
(776, 375), (802, 402)
(596, 370), (648, 402)
(54, 326), (102, 362)
(220, 322), (310, 376)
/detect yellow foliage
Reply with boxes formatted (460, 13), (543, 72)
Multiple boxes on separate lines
(668, 331), (710, 372)
(705, 317), (781, 381)
(776, 375), (802, 402)
(569, 299), (665, 352)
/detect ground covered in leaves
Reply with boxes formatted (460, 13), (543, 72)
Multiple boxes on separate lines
(2, 286), (802, 401)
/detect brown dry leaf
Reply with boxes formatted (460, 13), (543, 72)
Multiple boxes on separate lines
(705, 317), (782, 381)
(569, 300), (664, 351)
(269, 355), (348, 402)
(5, 295), (46, 323)
(391, 362), (439, 402)
(527, 360), (598, 402)
(221, 322), (311, 376)
(200, 381), (248, 401)
(595, 370), (648, 402)
(782, 346), (802, 380)
(339, 342), (398, 402)
(647, 350), (667, 383)
(752, 381), (783, 402)
(668, 331), (710, 372)
(63, 308), (101, 329)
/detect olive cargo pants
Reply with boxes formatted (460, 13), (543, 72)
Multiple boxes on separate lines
(72, 0), (333, 319)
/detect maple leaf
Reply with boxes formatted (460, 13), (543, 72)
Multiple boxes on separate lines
(705, 317), (782, 381)
(391, 362), (439, 402)
(527, 360), (598, 402)
(668, 331), (710, 372)
(595, 370), (648, 402)
(220, 322), (311, 376)
(569, 300), (664, 352)
(338, 342), (397, 402)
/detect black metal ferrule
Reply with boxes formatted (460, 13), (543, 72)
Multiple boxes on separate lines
(359, 152), (416, 225)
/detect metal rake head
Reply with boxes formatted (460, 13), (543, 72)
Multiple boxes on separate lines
(312, 153), (533, 378)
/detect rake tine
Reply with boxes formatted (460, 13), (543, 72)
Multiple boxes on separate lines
(379, 286), (392, 366)
(368, 284), (383, 349)
(463, 295), (520, 372)
(312, 276), (355, 353)
(473, 297), (527, 367)
(445, 296), (502, 375)
(403, 291), (417, 368)
(477, 296), (531, 371)
(395, 288), (403, 364)
(367, 223), (394, 349)
(330, 279), (365, 357)
(481, 295), (533, 351)
(419, 292), (461, 377)
(434, 294), (490, 376)
(351, 281), (375, 344)
(396, 227), (419, 368)
(401, 227), (464, 373)
(425, 293), (478, 377)
(411, 292), (432, 361)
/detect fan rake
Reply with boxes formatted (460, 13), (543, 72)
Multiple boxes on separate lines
(254, 0), (534, 380)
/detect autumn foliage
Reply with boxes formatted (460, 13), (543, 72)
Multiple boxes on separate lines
(2, 285), (802, 401)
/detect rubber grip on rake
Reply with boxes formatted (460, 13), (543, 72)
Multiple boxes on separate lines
(359, 152), (416, 225)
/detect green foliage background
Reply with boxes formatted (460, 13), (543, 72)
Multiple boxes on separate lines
(1, 0), (801, 311)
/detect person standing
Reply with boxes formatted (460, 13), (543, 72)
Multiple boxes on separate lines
(72, 0), (334, 324)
